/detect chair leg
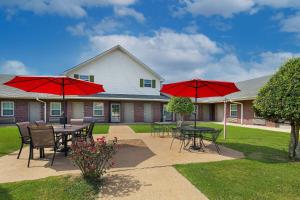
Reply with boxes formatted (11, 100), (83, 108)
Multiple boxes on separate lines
(170, 138), (175, 150)
(179, 140), (184, 153)
(30, 147), (33, 159)
(215, 144), (221, 154)
(17, 143), (23, 159)
(27, 146), (32, 168)
(51, 149), (56, 166)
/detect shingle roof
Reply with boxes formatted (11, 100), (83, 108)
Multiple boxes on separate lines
(199, 75), (272, 103)
(0, 74), (169, 101)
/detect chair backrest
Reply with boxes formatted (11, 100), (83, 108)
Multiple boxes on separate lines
(211, 129), (222, 142)
(86, 121), (95, 138)
(35, 120), (46, 126)
(176, 121), (183, 128)
(16, 122), (30, 142)
(28, 125), (55, 148)
(70, 118), (84, 125)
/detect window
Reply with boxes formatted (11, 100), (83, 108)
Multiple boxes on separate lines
(93, 102), (104, 116)
(79, 75), (90, 81)
(144, 79), (152, 87)
(1, 101), (14, 116)
(230, 104), (238, 118)
(50, 102), (61, 116)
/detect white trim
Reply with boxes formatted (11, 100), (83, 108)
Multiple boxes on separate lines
(230, 103), (238, 118)
(50, 102), (61, 116)
(1, 101), (14, 117)
(62, 45), (165, 81)
(93, 102), (104, 117)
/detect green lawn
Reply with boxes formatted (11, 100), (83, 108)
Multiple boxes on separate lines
(0, 126), (20, 157)
(175, 122), (300, 200)
(0, 175), (100, 200)
(129, 123), (152, 133)
(93, 123), (109, 134)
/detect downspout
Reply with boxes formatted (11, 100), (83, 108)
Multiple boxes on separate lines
(223, 99), (227, 140)
(229, 100), (244, 125)
(36, 98), (47, 122)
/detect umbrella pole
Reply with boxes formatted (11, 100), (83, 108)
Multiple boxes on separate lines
(62, 78), (66, 129)
(194, 80), (198, 128)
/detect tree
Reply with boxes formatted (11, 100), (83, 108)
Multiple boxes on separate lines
(166, 97), (194, 121)
(253, 57), (300, 160)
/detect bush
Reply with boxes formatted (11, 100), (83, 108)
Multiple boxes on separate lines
(70, 137), (118, 180)
(167, 97), (194, 120)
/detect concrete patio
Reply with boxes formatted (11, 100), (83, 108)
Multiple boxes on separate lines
(0, 125), (243, 200)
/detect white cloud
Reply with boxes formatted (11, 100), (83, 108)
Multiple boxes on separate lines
(78, 29), (299, 82)
(0, 60), (31, 75)
(66, 18), (122, 36)
(179, 0), (255, 18)
(114, 6), (145, 23)
(0, 0), (137, 18)
(178, 0), (300, 18)
(280, 13), (300, 34)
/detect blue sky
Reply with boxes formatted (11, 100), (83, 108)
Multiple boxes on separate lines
(1, 0), (300, 82)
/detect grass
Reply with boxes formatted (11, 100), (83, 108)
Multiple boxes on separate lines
(93, 123), (109, 134)
(175, 122), (300, 200)
(0, 126), (20, 157)
(129, 123), (152, 133)
(0, 175), (101, 200)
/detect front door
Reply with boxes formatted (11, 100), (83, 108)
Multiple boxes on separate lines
(72, 102), (84, 119)
(110, 103), (121, 122)
(29, 102), (42, 122)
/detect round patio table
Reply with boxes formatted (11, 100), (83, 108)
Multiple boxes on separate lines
(181, 126), (216, 151)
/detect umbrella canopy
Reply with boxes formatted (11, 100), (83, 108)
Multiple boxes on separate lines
(160, 79), (240, 128)
(160, 79), (239, 98)
(4, 76), (105, 127)
(4, 76), (105, 96)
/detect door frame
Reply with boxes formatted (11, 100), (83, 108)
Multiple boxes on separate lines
(110, 103), (121, 123)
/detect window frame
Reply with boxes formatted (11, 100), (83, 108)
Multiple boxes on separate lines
(93, 102), (104, 117)
(1, 101), (14, 117)
(79, 75), (90, 82)
(230, 104), (238, 118)
(50, 102), (62, 116)
(144, 79), (152, 88)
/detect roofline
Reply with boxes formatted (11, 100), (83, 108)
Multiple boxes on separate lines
(0, 96), (169, 102)
(62, 45), (165, 81)
(198, 96), (256, 103)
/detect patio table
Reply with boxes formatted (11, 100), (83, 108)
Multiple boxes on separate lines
(53, 124), (89, 156)
(181, 126), (216, 151)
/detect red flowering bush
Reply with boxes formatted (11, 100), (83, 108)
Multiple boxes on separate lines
(70, 137), (117, 180)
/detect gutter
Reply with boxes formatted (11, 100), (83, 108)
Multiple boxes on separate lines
(36, 98), (47, 122)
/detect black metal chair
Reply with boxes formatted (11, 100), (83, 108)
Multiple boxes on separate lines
(79, 121), (95, 143)
(27, 125), (58, 167)
(150, 123), (162, 136)
(170, 127), (190, 152)
(16, 122), (32, 159)
(202, 129), (223, 154)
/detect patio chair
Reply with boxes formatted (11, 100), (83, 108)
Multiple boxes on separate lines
(35, 120), (47, 126)
(170, 127), (190, 152)
(16, 122), (32, 159)
(27, 125), (58, 167)
(150, 123), (162, 137)
(202, 129), (223, 154)
(80, 121), (95, 143)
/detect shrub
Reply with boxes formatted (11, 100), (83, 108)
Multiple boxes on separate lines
(167, 97), (194, 120)
(70, 137), (118, 180)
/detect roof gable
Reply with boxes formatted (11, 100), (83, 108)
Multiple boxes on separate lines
(63, 45), (164, 81)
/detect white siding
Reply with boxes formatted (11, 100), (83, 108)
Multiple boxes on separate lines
(67, 49), (161, 95)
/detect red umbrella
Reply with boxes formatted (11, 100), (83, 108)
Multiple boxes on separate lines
(160, 79), (240, 127)
(4, 76), (105, 127)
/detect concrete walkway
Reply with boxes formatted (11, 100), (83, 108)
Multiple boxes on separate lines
(98, 125), (243, 200)
(0, 125), (244, 200)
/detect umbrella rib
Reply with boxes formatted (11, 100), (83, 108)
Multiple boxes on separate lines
(202, 80), (238, 90)
(24, 79), (53, 93)
(70, 79), (90, 95)
(202, 81), (225, 96)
